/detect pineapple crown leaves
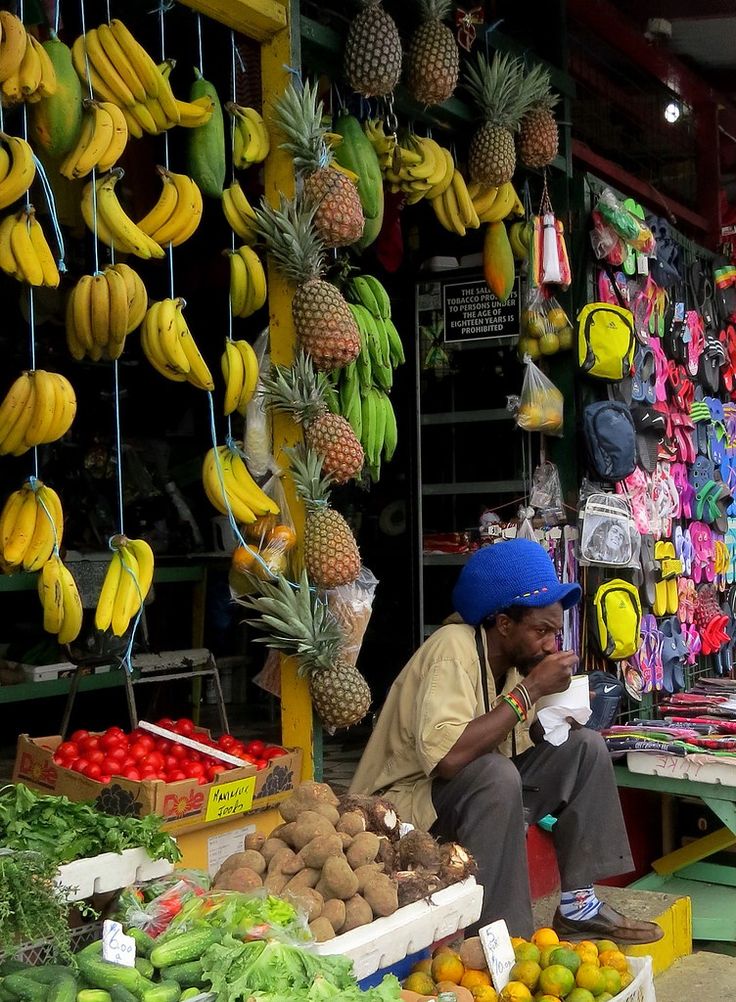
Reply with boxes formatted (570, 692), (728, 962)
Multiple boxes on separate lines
(261, 350), (329, 426)
(521, 62), (559, 113)
(463, 51), (532, 130)
(253, 195), (326, 286)
(274, 78), (333, 176)
(236, 569), (344, 675)
(287, 442), (335, 511)
(415, 0), (454, 22)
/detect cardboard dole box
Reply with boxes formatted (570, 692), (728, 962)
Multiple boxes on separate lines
(13, 727), (302, 833)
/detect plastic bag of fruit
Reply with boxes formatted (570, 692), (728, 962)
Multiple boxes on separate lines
(518, 285), (573, 360)
(243, 328), (272, 480)
(229, 471), (297, 597)
(508, 357), (564, 436)
(326, 566), (379, 666)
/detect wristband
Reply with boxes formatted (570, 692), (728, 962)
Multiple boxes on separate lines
(514, 683), (532, 713)
(503, 692), (527, 722)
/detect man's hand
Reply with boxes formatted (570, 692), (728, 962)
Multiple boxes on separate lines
(525, 650), (578, 702)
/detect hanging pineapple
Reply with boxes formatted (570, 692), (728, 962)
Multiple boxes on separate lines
(344, 0), (402, 98)
(463, 52), (530, 186)
(405, 0), (460, 107)
(254, 196), (361, 371)
(274, 80), (364, 249)
(518, 63), (559, 169)
(238, 570), (372, 730)
(262, 351), (365, 484)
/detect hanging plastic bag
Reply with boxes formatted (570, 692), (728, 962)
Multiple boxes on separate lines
(229, 471), (297, 597)
(326, 566), (379, 666)
(594, 188), (656, 255)
(243, 328), (272, 481)
(530, 460), (565, 523)
(508, 356), (564, 436)
(519, 284), (573, 359)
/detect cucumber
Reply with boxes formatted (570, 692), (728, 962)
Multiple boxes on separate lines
(75, 953), (141, 996)
(0, 987), (17, 1002)
(158, 962), (203, 989)
(0, 964), (30, 977)
(140, 984), (180, 1002)
(46, 976), (77, 1002)
(77, 992), (111, 1002)
(109, 986), (139, 1002)
(3, 976), (48, 1002)
(149, 930), (220, 970)
(126, 931), (154, 960)
(179, 991), (201, 1002)
(24, 970), (73, 986)
(132, 979), (156, 1001)
(132, 963), (152, 983)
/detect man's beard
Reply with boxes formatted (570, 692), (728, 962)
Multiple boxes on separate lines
(517, 653), (546, 675)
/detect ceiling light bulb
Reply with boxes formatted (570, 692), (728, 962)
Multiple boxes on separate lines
(664, 102), (680, 124)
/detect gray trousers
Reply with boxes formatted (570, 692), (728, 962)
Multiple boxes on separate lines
(430, 728), (634, 938)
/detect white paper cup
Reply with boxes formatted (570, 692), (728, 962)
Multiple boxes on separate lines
(535, 674), (590, 711)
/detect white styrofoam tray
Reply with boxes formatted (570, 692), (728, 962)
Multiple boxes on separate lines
(627, 750), (736, 787)
(56, 847), (174, 901)
(311, 877), (483, 980)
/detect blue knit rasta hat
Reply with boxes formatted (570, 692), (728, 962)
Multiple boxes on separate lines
(452, 539), (581, 626)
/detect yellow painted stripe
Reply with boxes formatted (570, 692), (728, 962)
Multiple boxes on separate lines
(625, 896), (692, 976)
(652, 827), (736, 876)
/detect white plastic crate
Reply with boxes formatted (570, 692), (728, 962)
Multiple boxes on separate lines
(627, 750), (736, 787)
(312, 877), (483, 980)
(56, 847), (174, 902)
(618, 956), (655, 1002)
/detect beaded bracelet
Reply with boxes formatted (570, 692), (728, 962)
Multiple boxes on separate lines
(503, 692), (527, 722)
(515, 683), (533, 713)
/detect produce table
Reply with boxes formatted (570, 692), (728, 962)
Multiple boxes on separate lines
(615, 760), (736, 941)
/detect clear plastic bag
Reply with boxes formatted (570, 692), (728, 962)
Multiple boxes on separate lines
(594, 188), (656, 254)
(243, 328), (272, 481)
(116, 872), (210, 937)
(530, 461), (565, 523)
(229, 471), (297, 597)
(508, 356), (564, 436)
(161, 888), (311, 945)
(519, 285), (573, 360)
(579, 493), (641, 568)
(326, 566), (379, 666)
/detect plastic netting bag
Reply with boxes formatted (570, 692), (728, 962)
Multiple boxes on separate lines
(243, 329), (272, 481)
(508, 356), (564, 436)
(325, 566), (379, 666)
(519, 284), (573, 359)
(229, 472), (297, 598)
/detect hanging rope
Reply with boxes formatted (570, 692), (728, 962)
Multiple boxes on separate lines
(78, 0), (102, 274)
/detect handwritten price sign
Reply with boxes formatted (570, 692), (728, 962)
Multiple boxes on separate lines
(205, 774), (257, 822)
(479, 920), (515, 991)
(102, 920), (136, 967)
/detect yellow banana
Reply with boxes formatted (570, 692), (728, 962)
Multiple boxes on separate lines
(96, 22), (147, 103)
(471, 183), (500, 217)
(70, 274), (95, 352)
(10, 208), (44, 286)
(31, 35), (58, 100)
(226, 447), (279, 516)
(238, 245), (267, 312)
(222, 180), (257, 243)
(23, 487), (57, 572)
(228, 249), (249, 318)
(439, 182), (466, 236)
(153, 60), (180, 125)
(451, 170), (480, 229)
(478, 181), (516, 223)
(137, 166), (179, 236)
(148, 171), (202, 247)
(108, 19), (161, 98)
(45, 372), (76, 443)
(83, 28), (137, 108)
(111, 543), (140, 636)
(176, 303), (214, 391)
(0, 12), (27, 85)
(175, 95), (214, 128)
(24, 369), (57, 448)
(0, 134), (36, 209)
(234, 339), (259, 416)
(94, 169), (165, 259)
(4, 485), (36, 566)
(0, 487), (26, 556)
(153, 297), (190, 374)
(28, 210), (60, 288)
(57, 560), (83, 644)
(18, 33), (43, 98)
(104, 265), (130, 349)
(111, 262), (147, 332)
(95, 551), (122, 632)
(222, 339), (245, 416)
(97, 100), (129, 172)
(89, 272), (110, 347)
(0, 373), (33, 453)
(38, 554), (64, 634)
(140, 301), (186, 382)
(125, 537), (154, 608)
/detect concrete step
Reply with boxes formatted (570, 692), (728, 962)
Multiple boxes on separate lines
(533, 885), (692, 975)
(655, 951), (736, 1002)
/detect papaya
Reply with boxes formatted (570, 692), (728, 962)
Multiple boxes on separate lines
(186, 68), (226, 198)
(29, 34), (83, 160)
(353, 187), (384, 251)
(483, 221), (516, 303)
(333, 111), (384, 221)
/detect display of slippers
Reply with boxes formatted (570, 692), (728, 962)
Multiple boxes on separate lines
(653, 540), (681, 616)
(660, 616), (688, 693)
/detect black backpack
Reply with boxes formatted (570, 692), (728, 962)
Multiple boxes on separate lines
(584, 401), (637, 482)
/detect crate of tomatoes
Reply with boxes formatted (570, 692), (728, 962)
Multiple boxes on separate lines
(13, 717), (302, 832)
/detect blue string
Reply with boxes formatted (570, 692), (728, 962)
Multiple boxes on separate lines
(29, 477), (60, 555)
(32, 155), (67, 272)
(196, 13), (204, 75)
(54, 0), (60, 33)
(113, 361), (125, 534)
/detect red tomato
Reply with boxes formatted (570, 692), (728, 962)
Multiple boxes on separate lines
(209, 765), (228, 781)
(229, 741), (245, 756)
(100, 732), (126, 751)
(167, 770), (186, 782)
(264, 747), (288, 759)
(187, 751), (201, 763)
(70, 730), (89, 744)
(218, 735), (237, 750)
(164, 755), (179, 771)
(141, 751), (164, 771)
(120, 756), (136, 770)
(106, 745), (127, 763)
(156, 738), (171, 753)
(156, 717), (176, 731)
(129, 741), (152, 762)
(121, 767), (141, 781)
(245, 740), (265, 757)
(170, 743), (187, 759)
(83, 762), (102, 779)
(197, 775), (209, 785)
(88, 749), (106, 765)
(99, 774), (111, 784)
(106, 726), (126, 738)
(73, 758), (90, 772)
(254, 759), (268, 770)
(175, 718), (195, 737)
(184, 762), (206, 778)
(57, 741), (78, 759)
(80, 735), (101, 752)
(238, 753), (257, 765)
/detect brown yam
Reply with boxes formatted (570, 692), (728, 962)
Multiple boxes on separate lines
(283, 886), (324, 921)
(398, 831), (441, 873)
(290, 811), (338, 850)
(282, 868), (322, 893)
(298, 833), (345, 869)
(218, 850), (267, 876)
(274, 822), (298, 848)
(279, 782), (339, 822)
(321, 898), (347, 933)
(353, 863), (385, 893)
(308, 916), (336, 942)
(263, 846), (301, 893)
(362, 872), (399, 917)
(376, 837), (397, 871)
(341, 893), (373, 931)
(346, 831), (381, 870)
(214, 866), (263, 892)
(336, 810), (367, 837)
(338, 832), (354, 850)
(261, 837), (290, 863)
(395, 868), (443, 907)
(458, 937), (486, 972)
(337, 794), (400, 840)
(320, 855), (360, 900)
(438, 843), (476, 886)
(244, 832), (266, 852)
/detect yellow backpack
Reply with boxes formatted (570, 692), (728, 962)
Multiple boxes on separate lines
(592, 579), (642, 660)
(577, 303), (636, 382)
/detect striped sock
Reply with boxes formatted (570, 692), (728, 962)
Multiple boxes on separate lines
(558, 886), (603, 921)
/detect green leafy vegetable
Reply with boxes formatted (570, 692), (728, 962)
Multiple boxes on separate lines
(0, 850), (74, 961)
(0, 785), (181, 865)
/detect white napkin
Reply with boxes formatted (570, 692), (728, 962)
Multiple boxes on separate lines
(535, 675), (592, 746)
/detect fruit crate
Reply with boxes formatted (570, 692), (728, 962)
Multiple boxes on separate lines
(0, 920), (102, 966)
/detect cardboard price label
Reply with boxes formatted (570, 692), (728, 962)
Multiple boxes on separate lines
(205, 774), (257, 821)
(102, 920), (136, 967)
(479, 920), (515, 991)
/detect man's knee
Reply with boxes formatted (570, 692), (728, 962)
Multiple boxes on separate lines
(459, 752), (524, 798)
(567, 727), (611, 767)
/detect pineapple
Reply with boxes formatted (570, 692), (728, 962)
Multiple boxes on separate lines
(463, 52), (531, 186)
(518, 63), (559, 168)
(262, 351), (364, 483)
(344, 0), (402, 98)
(405, 0), (460, 107)
(275, 80), (364, 248)
(238, 570), (372, 729)
(255, 197), (361, 370)
(290, 445), (361, 589)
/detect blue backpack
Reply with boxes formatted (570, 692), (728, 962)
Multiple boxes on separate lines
(584, 401), (637, 482)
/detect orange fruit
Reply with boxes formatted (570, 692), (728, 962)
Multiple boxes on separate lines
(412, 960), (433, 976)
(432, 952), (465, 985)
(511, 937), (528, 950)
(573, 944), (598, 967)
(267, 524), (297, 551)
(461, 971), (492, 990)
(539, 946), (559, 969)
(594, 994), (614, 1002)
(537, 964), (574, 998)
(598, 967), (621, 995)
(231, 545), (259, 575)
(470, 986), (498, 1002)
(593, 941), (617, 956)
(549, 948), (580, 975)
(575, 964), (605, 996)
(514, 943), (541, 964)
(509, 961), (541, 991)
(499, 983), (532, 1002)
(597, 951), (627, 975)
(531, 929), (559, 949)
(535, 997), (560, 1002)
(403, 973), (437, 995)
(619, 971), (634, 989)
(565, 991), (595, 1002)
